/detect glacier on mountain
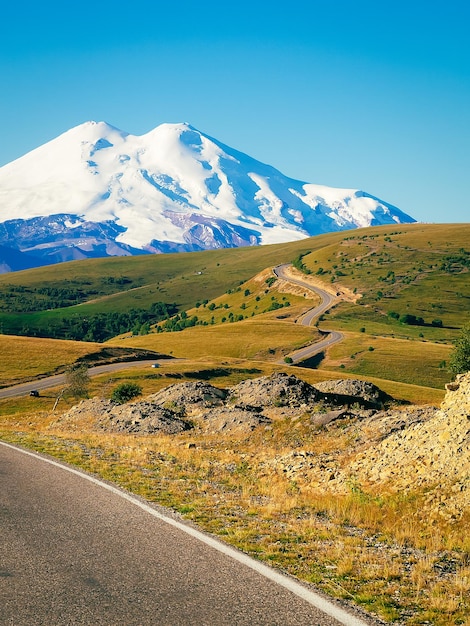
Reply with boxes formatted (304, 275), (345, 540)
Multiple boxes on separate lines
(0, 120), (416, 270)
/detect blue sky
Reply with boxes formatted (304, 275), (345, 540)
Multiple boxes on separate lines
(1, 0), (469, 223)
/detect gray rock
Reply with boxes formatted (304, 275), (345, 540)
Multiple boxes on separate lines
(313, 378), (392, 408)
(228, 372), (319, 408)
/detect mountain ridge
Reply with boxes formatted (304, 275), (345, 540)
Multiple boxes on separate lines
(0, 121), (416, 271)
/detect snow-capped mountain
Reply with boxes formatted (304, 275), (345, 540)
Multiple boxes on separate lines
(0, 121), (415, 271)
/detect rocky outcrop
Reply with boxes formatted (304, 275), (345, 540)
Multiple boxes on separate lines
(344, 372), (470, 520)
(228, 372), (320, 408)
(313, 378), (393, 408)
(147, 381), (227, 412)
(99, 402), (192, 435)
(52, 397), (118, 431)
(195, 406), (272, 434)
(57, 373), (397, 436)
(56, 397), (191, 435)
(55, 372), (469, 521)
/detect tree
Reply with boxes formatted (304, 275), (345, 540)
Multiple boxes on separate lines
(399, 313), (424, 326)
(111, 382), (142, 404)
(65, 364), (90, 399)
(448, 324), (470, 376)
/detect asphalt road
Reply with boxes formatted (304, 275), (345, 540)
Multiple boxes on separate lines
(0, 360), (160, 399)
(0, 441), (374, 626)
(273, 264), (344, 363)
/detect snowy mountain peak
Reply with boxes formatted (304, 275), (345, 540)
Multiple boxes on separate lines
(0, 121), (416, 271)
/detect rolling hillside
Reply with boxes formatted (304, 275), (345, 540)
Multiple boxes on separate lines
(0, 223), (468, 390)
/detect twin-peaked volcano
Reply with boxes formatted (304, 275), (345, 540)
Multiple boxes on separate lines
(0, 121), (415, 271)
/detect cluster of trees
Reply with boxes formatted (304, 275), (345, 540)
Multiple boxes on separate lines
(158, 311), (200, 332)
(266, 300), (290, 312)
(0, 284), (89, 312)
(387, 311), (443, 328)
(0, 275), (136, 314)
(292, 252), (312, 275)
(61, 302), (177, 341)
(4, 301), (177, 342)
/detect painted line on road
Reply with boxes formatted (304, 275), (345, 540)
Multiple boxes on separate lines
(0, 440), (370, 626)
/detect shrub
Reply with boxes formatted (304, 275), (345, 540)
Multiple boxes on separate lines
(111, 382), (142, 404)
(399, 314), (424, 326)
(449, 324), (470, 376)
(65, 364), (90, 399)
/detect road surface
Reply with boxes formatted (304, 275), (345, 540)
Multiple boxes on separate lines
(0, 441), (374, 626)
(0, 360), (161, 399)
(273, 264), (344, 363)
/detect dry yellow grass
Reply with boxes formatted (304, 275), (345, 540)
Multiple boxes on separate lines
(0, 334), (101, 386)
(109, 316), (317, 361)
(322, 332), (452, 390)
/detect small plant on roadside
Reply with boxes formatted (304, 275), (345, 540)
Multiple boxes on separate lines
(111, 382), (142, 404)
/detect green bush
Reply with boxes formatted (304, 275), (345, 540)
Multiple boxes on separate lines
(111, 382), (142, 404)
(449, 324), (470, 376)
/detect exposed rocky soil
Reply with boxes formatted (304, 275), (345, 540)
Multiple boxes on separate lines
(147, 380), (227, 410)
(344, 374), (470, 521)
(313, 378), (393, 408)
(228, 372), (320, 408)
(56, 371), (469, 518)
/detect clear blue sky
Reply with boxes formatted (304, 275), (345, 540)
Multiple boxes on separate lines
(1, 0), (469, 223)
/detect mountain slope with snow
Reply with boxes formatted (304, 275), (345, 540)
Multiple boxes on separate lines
(0, 121), (415, 269)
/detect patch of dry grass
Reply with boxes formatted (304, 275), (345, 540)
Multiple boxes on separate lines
(321, 332), (452, 390)
(109, 316), (317, 361)
(0, 335), (101, 387)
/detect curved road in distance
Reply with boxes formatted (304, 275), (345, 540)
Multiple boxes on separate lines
(0, 441), (375, 626)
(0, 360), (162, 400)
(2, 264), (342, 398)
(273, 264), (343, 363)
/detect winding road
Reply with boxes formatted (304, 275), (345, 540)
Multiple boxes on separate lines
(0, 441), (375, 625)
(0, 264), (343, 401)
(273, 264), (344, 363)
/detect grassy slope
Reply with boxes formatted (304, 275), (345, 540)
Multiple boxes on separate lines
(106, 223), (468, 391)
(0, 223), (468, 392)
(301, 223), (469, 389)
(304, 223), (470, 334)
(0, 335), (102, 386)
(0, 236), (330, 320)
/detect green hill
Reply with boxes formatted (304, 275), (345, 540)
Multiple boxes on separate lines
(0, 223), (468, 391)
